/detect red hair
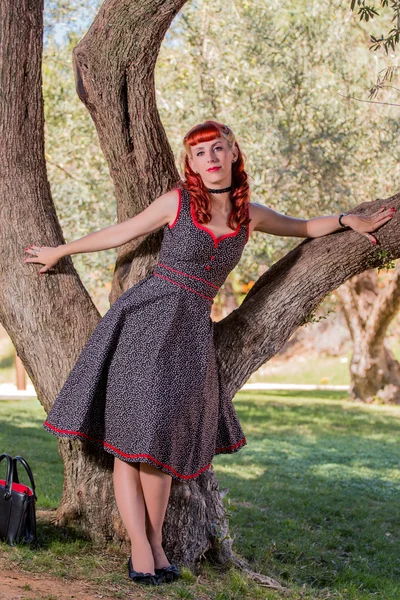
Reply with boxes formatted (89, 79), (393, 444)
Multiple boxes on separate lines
(179, 120), (251, 229)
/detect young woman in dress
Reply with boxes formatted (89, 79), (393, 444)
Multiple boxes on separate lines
(24, 121), (394, 587)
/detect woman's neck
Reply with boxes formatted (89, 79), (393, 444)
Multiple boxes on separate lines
(209, 191), (232, 213)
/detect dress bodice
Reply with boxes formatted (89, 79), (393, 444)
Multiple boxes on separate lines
(154, 188), (249, 300)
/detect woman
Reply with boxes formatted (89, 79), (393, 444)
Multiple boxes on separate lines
(23, 120), (394, 587)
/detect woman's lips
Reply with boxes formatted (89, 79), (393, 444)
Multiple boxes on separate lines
(207, 166), (221, 172)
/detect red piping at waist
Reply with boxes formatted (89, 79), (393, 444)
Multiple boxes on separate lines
(157, 262), (219, 289)
(153, 273), (215, 301)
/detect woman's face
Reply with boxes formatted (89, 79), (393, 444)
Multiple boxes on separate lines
(189, 136), (238, 187)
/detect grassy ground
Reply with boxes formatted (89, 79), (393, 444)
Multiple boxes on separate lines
(0, 392), (399, 599)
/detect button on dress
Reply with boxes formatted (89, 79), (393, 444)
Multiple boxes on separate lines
(43, 187), (249, 481)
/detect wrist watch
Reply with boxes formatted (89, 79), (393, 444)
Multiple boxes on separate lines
(338, 213), (349, 228)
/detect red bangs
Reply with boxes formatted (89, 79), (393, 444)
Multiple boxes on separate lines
(184, 121), (226, 147)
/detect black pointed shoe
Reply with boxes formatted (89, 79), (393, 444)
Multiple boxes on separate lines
(127, 555), (161, 586)
(154, 563), (180, 583)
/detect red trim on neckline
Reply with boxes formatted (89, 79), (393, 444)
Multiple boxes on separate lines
(167, 188), (182, 229)
(189, 197), (241, 248)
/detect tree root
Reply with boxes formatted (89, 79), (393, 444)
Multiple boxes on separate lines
(231, 551), (289, 591)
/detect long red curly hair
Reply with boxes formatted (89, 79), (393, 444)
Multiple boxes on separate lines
(179, 120), (251, 230)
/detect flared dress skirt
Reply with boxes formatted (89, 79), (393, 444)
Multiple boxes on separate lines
(43, 187), (249, 481)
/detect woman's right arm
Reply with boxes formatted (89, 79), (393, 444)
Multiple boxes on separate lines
(24, 188), (180, 272)
(58, 188), (180, 256)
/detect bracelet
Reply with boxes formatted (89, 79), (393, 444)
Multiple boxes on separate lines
(338, 213), (349, 228)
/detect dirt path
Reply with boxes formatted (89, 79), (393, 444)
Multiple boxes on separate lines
(0, 569), (127, 600)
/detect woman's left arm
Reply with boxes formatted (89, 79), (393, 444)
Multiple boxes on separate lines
(251, 202), (396, 245)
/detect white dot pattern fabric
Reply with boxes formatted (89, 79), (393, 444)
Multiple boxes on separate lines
(43, 187), (249, 481)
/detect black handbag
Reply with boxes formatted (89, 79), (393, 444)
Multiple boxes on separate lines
(0, 453), (37, 546)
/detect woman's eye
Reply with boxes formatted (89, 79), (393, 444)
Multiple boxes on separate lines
(196, 147), (222, 156)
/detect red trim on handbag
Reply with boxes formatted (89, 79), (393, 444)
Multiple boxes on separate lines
(153, 273), (215, 301)
(157, 262), (219, 289)
(189, 199), (241, 248)
(43, 421), (212, 480)
(0, 479), (34, 496)
(167, 188), (182, 229)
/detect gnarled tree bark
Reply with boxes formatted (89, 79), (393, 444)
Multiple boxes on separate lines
(0, 0), (399, 586)
(334, 264), (400, 404)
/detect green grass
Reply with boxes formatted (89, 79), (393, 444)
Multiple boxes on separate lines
(214, 391), (400, 598)
(0, 392), (399, 599)
(247, 352), (352, 385)
(0, 398), (63, 508)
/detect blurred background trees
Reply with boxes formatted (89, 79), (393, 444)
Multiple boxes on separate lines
(3, 0), (399, 402)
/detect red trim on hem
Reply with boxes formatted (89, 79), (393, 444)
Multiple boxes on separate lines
(153, 273), (215, 301)
(43, 421), (212, 480)
(157, 262), (219, 290)
(189, 198), (241, 248)
(215, 437), (247, 452)
(167, 188), (182, 229)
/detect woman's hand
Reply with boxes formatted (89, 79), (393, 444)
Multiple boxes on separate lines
(23, 244), (63, 274)
(344, 206), (396, 245)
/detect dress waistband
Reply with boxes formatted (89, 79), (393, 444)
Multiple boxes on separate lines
(153, 262), (220, 302)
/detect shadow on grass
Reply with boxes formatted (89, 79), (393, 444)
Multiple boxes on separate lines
(1, 393), (400, 597)
(212, 391), (400, 595)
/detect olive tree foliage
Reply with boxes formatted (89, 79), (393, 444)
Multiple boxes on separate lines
(43, 38), (118, 310)
(349, 1), (400, 104)
(350, 0), (400, 53)
(43, 0), (400, 298)
(155, 0), (400, 284)
(43, 1), (114, 311)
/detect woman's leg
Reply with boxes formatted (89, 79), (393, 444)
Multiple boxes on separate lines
(139, 462), (173, 569)
(112, 457), (156, 574)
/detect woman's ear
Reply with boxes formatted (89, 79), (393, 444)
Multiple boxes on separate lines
(232, 145), (239, 163)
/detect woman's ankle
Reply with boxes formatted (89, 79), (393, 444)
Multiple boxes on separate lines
(130, 539), (155, 574)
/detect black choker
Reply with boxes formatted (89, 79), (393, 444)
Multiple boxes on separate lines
(206, 186), (232, 194)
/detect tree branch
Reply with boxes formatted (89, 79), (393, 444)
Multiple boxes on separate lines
(214, 194), (400, 397)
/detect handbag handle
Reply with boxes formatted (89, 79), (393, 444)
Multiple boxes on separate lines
(12, 456), (37, 497)
(12, 456), (37, 501)
(0, 453), (14, 500)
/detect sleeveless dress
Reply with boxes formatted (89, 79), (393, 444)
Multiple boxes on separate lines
(43, 187), (249, 481)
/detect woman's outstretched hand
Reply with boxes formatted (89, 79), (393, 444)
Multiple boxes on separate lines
(345, 206), (396, 245)
(23, 244), (63, 274)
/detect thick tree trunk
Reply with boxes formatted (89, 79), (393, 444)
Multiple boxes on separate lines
(71, 0), (187, 304)
(1, 0), (400, 580)
(335, 264), (400, 403)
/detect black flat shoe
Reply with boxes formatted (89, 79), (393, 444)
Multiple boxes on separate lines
(127, 556), (160, 586)
(154, 563), (180, 583)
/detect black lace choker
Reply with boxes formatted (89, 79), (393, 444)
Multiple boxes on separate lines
(206, 186), (232, 194)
